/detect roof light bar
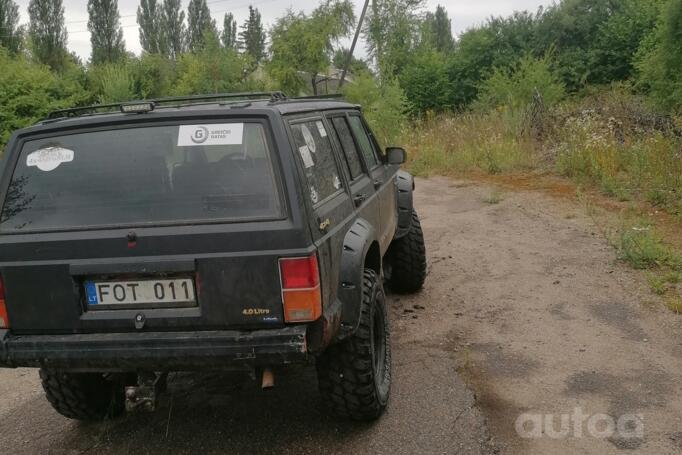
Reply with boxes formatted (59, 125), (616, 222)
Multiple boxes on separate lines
(120, 102), (155, 114)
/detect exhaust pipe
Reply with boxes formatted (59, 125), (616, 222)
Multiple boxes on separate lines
(261, 367), (275, 389)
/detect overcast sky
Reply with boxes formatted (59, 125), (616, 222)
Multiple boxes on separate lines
(15, 0), (555, 62)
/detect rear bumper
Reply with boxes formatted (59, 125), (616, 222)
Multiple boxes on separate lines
(0, 327), (308, 371)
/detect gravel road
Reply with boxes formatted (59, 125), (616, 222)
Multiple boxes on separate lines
(2, 176), (681, 454)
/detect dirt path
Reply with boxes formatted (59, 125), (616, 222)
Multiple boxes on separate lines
(1, 176), (681, 454)
(411, 176), (682, 454)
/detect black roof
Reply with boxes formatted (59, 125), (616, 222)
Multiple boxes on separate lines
(40, 92), (360, 126)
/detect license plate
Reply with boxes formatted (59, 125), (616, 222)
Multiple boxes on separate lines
(85, 278), (196, 306)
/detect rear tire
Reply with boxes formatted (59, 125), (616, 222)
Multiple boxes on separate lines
(39, 369), (126, 421)
(317, 269), (391, 420)
(386, 209), (427, 293)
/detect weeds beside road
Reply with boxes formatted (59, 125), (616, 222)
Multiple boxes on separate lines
(403, 87), (682, 311)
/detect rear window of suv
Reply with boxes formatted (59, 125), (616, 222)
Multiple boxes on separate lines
(0, 122), (283, 232)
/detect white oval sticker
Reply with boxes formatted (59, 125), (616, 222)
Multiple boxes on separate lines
(26, 147), (74, 172)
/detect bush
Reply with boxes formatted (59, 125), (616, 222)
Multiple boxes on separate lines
(636, 0), (682, 112)
(398, 50), (453, 114)
(0, 49), (86, 149)
(89, 63), (136, 103)
(133, 54), (175, 99)
(476, 55), (565, 111)
(554, 88), (682, 214)
(612, 221), (675, 270)
(173, 46), (243, 96)
(343, 71), (407, 146)
(475, 55), (565, 136)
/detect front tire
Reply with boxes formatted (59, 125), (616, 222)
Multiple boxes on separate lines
(386, 209), (427, 293)
(39, 369), (126, 421)
(317, 269), (391, 420)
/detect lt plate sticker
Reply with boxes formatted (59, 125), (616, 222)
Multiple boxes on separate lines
(26, 147), (74, 172)
(178, 123), (244, 146)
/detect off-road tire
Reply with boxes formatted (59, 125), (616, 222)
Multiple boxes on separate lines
(386, 209), (427, 293)
(39, 369), (126, 421)
(317, 269), (391, 421)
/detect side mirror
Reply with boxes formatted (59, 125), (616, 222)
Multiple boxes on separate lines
(386, 147), (406, 165)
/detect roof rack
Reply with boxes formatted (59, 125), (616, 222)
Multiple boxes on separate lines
(46, 91), (288, 119)
(45, 91), (347, 120)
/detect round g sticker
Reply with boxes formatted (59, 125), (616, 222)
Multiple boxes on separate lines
(191, 126), (209, 144)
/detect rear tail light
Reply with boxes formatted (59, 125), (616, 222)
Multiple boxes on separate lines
(279, 255), (322, 323)
(0, 276), (8, 329)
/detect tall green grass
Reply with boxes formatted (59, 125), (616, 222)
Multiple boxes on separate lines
(404, 112), (539, 176)
(403, 87), (682, 219)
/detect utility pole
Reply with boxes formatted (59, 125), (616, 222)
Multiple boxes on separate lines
(339, 0), (370, 89)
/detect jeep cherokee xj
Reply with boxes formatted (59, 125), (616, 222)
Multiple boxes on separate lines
(0, 92), (427, 422)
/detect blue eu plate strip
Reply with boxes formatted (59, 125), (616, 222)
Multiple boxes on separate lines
(85, 281), (99, 305)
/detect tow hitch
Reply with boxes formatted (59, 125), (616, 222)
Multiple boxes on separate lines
(125, 372), (168, 412)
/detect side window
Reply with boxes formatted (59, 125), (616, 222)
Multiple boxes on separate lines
(349, 115), (379, 169)
(330, 117), (363, 180)
(290, 120), (342, 205)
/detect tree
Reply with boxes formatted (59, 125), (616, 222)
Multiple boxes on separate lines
(399, 50), (452, 113)
(269, 0), (355, 95)
(222, 13), (238, 49)
(332, 48), (370, 74)
(589, 0), (663, 84)
(240, 6), (266, 64)
(138, 0), (163, 54)
(364, 0), (424, 78)
(0, 0), (21, 54)
(445, 11), (538, 107)
(174, 29), (243, 95)
(187, 0), (217, 52)
(88, 0), (126, 64)
(534, 0), (618, 90)
(636, 0), (682, 111)
(161, 0), (185, 59)
(421, 5), (454, 53)
(28, 0), (68, 71)
(0, 48), (86, 147)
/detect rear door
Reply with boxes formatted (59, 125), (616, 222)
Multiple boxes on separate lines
(325, 113), (381, 232)
(0, 115), (308, 334)
(347, 114), (397, 252)
(286, 115), (354, 318)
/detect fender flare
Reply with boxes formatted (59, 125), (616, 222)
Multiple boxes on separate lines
(336, 218), (380, 340)
(394, 170), (415, 239)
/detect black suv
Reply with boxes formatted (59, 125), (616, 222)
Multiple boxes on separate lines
(0, 92), (426, 422)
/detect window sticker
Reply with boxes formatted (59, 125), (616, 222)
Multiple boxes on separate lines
(333, 175), (341, 190)
(316, 121), (327, 137)
(26, 147), (74, 172)
(178, 123), (244, 146)
(301, 124), (317, 153)
(310, 186), (319, 204)
(299, 145), (314, 168)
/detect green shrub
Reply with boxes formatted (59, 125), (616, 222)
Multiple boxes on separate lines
(343, 71), (407, 146)
(476, 55), (565, 112)
(475, 55), (565, 136)
(636, 0), (682, 111)
(613, 222), (673, 270)
(0, 49), (86, 149)
(398, 50), (453, 114)
(91, 63), (136, 103)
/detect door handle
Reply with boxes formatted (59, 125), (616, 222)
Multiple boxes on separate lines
(354, 194), (367, 207)
(374, 179), (384, 189)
